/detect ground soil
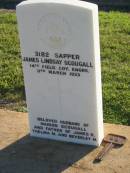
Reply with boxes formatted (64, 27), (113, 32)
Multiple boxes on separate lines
(0, 109), (130, 173)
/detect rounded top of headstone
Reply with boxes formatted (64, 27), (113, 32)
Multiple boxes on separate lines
(16, 0), (98, 11)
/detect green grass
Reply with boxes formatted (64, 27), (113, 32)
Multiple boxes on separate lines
(0, 10), (26, 111)
(100, 12), (130, 125)
(0, 10), (130, 124)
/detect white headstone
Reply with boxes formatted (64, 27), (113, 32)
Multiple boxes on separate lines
(16, 0), (104, 146)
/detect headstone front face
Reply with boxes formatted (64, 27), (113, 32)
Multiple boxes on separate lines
(16, 0), (104, 146)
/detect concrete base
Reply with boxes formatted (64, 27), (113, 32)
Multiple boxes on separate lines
(0, 109), (130, 173)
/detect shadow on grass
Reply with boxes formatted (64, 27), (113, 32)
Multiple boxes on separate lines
(99, 5), (130, 12)
(0, 86), (26, 102)
(0, 1), (19, 10)
(0, 135), (95, 173)
(0, 86), (26, 111)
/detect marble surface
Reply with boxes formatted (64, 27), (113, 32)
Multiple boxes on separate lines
(16, 0), (103, 146)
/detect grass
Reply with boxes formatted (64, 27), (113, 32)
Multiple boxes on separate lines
(100, 12), (130, 125)
(0, 10), (26, 111)
(0, 10), (130, 125)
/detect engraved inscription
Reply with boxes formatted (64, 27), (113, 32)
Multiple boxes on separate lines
(37, 13), (72, 48)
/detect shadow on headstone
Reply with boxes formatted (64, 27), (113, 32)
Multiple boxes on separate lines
(0, 135), (95, 173)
